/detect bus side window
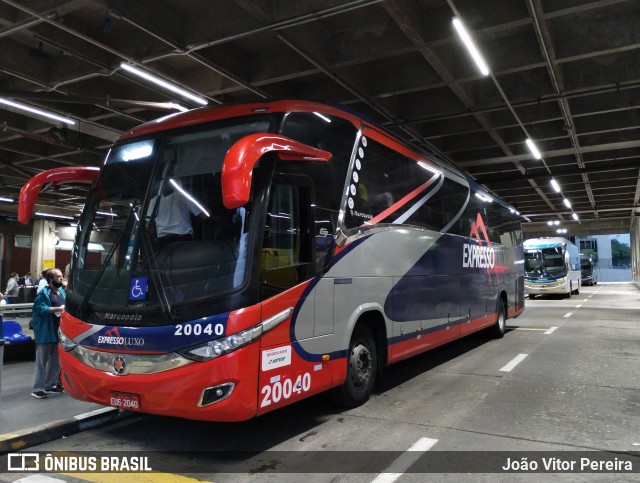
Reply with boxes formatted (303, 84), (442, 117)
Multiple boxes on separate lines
(260, 177), (314, 300)
(313, 205), (338, 272)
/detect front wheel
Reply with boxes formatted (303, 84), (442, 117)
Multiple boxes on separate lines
(490, 299), (506, 339)
(332, 325), (377, 408)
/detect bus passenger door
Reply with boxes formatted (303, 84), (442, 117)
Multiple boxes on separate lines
(257, 174), (333, 414)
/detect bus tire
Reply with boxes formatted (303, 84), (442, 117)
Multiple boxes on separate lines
(574, 283), (580, 295)
(490, 299), (506, 339)
(566, 283), (572, 298)
(332, 324), (377, 408)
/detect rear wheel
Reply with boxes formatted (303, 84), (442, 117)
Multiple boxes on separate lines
(566, 283), (572, 298)
(332, 325), (377, 407)
(490, 299), (506, 339)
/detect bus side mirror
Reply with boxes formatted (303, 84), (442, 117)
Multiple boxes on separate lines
(19, 167), (100, 224)
(221, 133), (332, 209)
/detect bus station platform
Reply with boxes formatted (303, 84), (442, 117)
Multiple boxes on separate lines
(1, 316), (122, 453)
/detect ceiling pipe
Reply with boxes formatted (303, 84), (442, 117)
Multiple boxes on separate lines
(0, 90), (191, 111)
(1, 123), (105, 156)
(527, 0), (597, 215)
(0, 0), (216, 104)
(384, 81), (640, 126)
(0, 17), (44, 38)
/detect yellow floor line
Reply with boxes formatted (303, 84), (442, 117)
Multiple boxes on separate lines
(62, 472), (211, 483)
(0, 433), (21, 439)
(52, 452), (212, 483)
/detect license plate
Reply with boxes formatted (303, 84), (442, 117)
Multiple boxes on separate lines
(109, 391), (141, 410)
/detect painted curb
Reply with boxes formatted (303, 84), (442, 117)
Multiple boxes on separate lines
(0, 407), (122, 454)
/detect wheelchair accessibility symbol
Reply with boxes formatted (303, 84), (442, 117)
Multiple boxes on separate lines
(129, 277), (148, 301)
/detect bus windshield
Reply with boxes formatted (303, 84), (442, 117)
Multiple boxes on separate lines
(524, 246), (567, 278)
(581, 258), (593, 270)
(69, 115), (274, 324)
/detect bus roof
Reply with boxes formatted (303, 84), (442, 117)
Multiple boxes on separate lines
(117, 99), (518, 215)
(118, 100), (364, 141)
(524, 237), (573, 249)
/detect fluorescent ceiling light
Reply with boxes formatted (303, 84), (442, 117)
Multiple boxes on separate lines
(120, 63), (208, 106)
(550, 178), (561, 193)
(452, 18), (490, 76)
(0, 97), (75, 125)
(547, 220), (553, 226)
(563, 198), (571, 208)
(525, 138), (542, 160)
(35, 211), (74, 220)
(0, 196), (13, 203)
(572, 213), (579, 221)
(96, 211), (117, 217)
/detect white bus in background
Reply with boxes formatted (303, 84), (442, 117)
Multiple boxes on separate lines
(524, 237), (581, 298)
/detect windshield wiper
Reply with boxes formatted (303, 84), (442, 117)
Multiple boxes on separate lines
(77, 227), (124, 317)
(77, 204), (138, 317)
(139, 228), (175, 322)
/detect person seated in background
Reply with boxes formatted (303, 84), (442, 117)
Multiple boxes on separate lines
(19, 272), (33, 286)
(148, 179), (209, 248)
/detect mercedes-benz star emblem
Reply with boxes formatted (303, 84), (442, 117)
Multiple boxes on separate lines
(113, 355), (127, 375)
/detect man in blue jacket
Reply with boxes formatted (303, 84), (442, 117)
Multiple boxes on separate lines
(31, 268), (65, 399)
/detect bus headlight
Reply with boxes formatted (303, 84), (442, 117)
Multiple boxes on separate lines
(179, 325), (263, 362)
(178, 307), (293, 362)
(59, 329), (78, 352)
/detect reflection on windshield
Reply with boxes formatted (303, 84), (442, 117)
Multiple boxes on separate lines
(524, 247), (566, 278)
(70, 116), (273, 322)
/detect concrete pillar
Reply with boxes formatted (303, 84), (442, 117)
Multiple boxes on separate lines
(30, 219), (57, 276)
(632, 216), (640, 288)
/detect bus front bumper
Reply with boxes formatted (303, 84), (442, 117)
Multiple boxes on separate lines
(525, 279), (569, 295)
(59, 343), (260, 422)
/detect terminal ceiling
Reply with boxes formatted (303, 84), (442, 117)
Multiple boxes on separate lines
(1, 0), (639, 238)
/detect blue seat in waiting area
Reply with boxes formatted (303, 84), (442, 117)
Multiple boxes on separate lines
(3, 320), (32, 344)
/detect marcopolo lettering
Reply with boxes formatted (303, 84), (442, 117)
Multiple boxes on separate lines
(462, 243), (495, 269)
(103, 313), (143, 322)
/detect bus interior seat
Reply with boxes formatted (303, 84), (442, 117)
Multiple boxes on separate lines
(155, 240), (237, 289)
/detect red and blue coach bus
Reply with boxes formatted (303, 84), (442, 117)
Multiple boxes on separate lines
(19, 100), (524, 421)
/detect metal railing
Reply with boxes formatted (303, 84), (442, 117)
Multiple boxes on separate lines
(0, 303), (34, 315)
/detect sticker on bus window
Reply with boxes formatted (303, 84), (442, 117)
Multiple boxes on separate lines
(261, 345), (292, 371)
(129, 277), (147, 301)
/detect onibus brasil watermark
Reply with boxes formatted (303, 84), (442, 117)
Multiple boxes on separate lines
(7, 453), (151, 472)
